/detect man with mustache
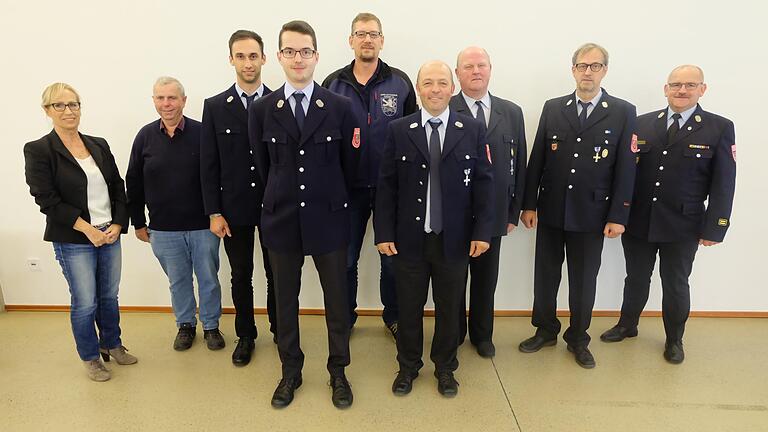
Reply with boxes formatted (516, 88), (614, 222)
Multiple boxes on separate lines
(600, 65), (736, 364)
(519, 43), (637, 369)
(323, 12), (417, 339)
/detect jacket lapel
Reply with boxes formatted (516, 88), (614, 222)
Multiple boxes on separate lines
(223, 85), (247, 124)
(486, 94), (502, 136)
(441, 112), (466, 160)
(407, 115), (429, 162)
(82, 134), (106, 172)
(272, 85), (301, 143)
(561, 92), (581, 132)
(581, 92), (609, 131)
(49, 130), (78, 166)
(299, 84), (328, 146)
(669, 105), (704, 145)
(654, 109), (668, 145)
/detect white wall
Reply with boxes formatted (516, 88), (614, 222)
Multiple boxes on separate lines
(1, 0), (765, 311)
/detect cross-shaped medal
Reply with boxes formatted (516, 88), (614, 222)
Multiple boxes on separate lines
(593, 146), (602, 163)
(463, 169), (471, 186)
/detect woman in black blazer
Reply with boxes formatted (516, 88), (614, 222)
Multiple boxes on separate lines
(23, 83), (138, 382)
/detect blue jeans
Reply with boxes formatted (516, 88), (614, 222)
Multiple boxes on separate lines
(149, 229), (222, 330)
(53, 239), (123, 361)
(346, 187), (398, 326)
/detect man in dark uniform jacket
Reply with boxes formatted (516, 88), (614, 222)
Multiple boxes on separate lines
(376, 61), (494, 398)
(450, 46), (527, 358)
(519, 43), (637, 369)
(248, 20), (356, 409)
(200, 30), (276, 366)
(600, 65), (736, 364)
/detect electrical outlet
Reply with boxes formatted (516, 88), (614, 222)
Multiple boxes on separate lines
(27, 258), (41, 272)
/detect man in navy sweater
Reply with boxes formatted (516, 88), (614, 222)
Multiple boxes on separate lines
(126, 77), (224, 352)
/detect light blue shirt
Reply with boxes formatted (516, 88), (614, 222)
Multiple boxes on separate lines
(283, 81), (314, 116)
(576, 89), (603, 118)
(235, 82), (264, 109)
(667, 104), (697, 129)
(461, 91), (491, 127)
(421, 107), (450, 233)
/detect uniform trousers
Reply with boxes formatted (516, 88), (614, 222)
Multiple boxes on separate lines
(460, 235), (502, 344)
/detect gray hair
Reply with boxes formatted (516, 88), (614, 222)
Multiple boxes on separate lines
(153, 76), (185, 97)
(668, 64), (705, 82)
(572, 43), (609, 66)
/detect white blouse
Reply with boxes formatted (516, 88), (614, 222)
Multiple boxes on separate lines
(75, 155), (112, 225)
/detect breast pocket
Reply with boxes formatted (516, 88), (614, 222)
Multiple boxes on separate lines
(396, 148), (419, 184)
(217, 126), (241, 142)
(314, 129), (343, 165)
(546, 130), (565, 158)
(454, 148), (478, 188)
(263, 131), (288, 166)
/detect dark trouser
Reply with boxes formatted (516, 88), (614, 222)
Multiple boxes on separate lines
(268, 247), (350, 379)
(222, 225), (276, 338)
(618, 233), (699, 343)
(346, 187), (397, 326)
(460, 235), (502, 344)
(531, 224), (604, 347)
(394, 233), (467, 374)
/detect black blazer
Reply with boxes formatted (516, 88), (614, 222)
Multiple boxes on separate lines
(24, 130), (128, 244)
(248, 83), (358, 255)
(450, 93), (527, 236)
(523, 89), (637, 232)
(374, 110), (495, 262)
(200, 84), (272, 226)
(627, 105), (736, 243)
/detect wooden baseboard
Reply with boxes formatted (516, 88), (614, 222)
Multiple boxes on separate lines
(4, 305), (767, 318)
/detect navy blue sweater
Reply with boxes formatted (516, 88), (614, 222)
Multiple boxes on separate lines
(126, 117), (208, 231)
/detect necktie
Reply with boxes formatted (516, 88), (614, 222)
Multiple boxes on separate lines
(668, 113), (682, 142)
(578, 101), (591, 128)
(293, 92), (305, 131)
(474, 100), (487, 127)
(428, 119), (443, 234)
(242, 92), (257, 109)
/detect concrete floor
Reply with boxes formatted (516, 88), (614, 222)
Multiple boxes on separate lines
(0, 312), (766, 431)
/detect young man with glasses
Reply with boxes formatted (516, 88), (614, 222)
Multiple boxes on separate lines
(200, 30), (276, 367)
(518, 43), (637, 369)
(322, 12), (417, 339)
(248, 20), (357, 409)
(599, 65), (736, 364)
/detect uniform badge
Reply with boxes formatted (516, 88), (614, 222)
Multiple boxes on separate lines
(277, 99), (285, 109)
(316, 99), (324, 108)
(551, 143), (558, 151)
(352, 128), (361, 149)
(380, 93), (398, 116)
(227, 95), (234, 103)
(593, 146), (602, 162)
(695, 115), (702, 123)
(410, 122), (418, 129)
(601, 101), (608, 108)
(567, 99), (573, 106)
(631, 134), (639, 153)
(602, 148), (609, 158)
(689, 144), (710, 150)
(658, 111), (665, 119)
(718, 218), (729, 226)
(455, 121), (464, 128)
(463, 169), (472, 186)
(732, 144), (737, 161)
(486, 144), (492, 163)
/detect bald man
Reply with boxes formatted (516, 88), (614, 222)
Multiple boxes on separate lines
(450, 46), (527, 358)
(600, 65), (736, 364)
(375, 60), (494, 397)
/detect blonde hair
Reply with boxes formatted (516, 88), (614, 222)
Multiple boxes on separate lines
(41, 82), (80, 108)
(572, 43), (609, 66)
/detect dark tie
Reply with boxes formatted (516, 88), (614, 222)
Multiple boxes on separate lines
(668, 113), (682, 142)
(428, 119), (443, 234)
(293, 92), (305, 131)
(242, 92), (257, 109)
(474, 100), (486, 127)
(578, 101), (591, 127)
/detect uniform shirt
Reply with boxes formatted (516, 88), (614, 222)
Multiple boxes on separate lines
(667, 104), (696, 129)
(284, 81), (314, 116)
(421, 107), (450, 233)
(236, 82), (265, 109)
(576, 89), (603, 118)
(461, 92), (491, 127)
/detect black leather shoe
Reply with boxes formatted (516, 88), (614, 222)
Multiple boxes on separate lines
(173, 324), (196, 351)
(567, 345), (596, 369)
(271, 376), (302, 408)
(434, 370), (459, 398)
(392, 370), (418, 396)
(474, 341), (496, 358)
(600, 325), (638, 343)
(518, 334), (557, 353)
(664, 342), (685, 364)
(203, 328), (226, 350)
(330, 375), (353, 409)
(231, 337), (255, 366)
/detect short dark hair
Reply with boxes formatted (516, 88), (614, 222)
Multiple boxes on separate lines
(351, 12), (382, 34)
(228, 30), (264, 56)
(279, 20), (317, 50)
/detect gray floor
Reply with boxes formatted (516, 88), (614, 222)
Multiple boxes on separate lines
(0, 312), (766, 431)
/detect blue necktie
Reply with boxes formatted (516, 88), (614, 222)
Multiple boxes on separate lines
(242, 92), (257, 108)
(668, 113), (682, 142)
(578, 101), (591, 128)
(293, 92), (305, 131)
(475, 100), (486, 127)
(428, 119), (443, 234)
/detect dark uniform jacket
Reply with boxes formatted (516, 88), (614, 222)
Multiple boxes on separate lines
(200, 84), (272, 226)
(627, 105), (736, 243)
(322, 59), (418, 188)
(248, 83), (357, 255)
(24, 130), (129, 244)
(523, 89), (637, 232)
(374, 110), (495, 261)
(450, 93), (527, 236)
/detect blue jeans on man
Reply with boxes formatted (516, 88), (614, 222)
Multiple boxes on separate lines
(149, 229), (222, 330)
(53, 239), (123, 361)
(346, 187), (398, 326)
